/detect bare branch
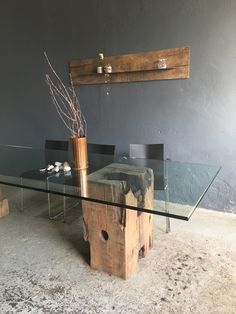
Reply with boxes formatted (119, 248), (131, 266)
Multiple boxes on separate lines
(44, 53), (86, 137)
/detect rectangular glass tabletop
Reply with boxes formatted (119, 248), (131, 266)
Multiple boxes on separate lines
(0, 145), (220, 220)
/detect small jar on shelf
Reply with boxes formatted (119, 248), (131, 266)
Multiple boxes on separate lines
(157, 57), (167, 69)
(97, 53), (104, 74)
(104, 64), (112, 74)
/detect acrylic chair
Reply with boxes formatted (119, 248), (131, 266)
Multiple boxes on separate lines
(44, 140), (69, 221)
(129, 144), (170, 233)
(47, 142), (115, 219)
(20, 140), (69, 220)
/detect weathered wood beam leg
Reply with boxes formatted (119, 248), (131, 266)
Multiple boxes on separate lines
(0, 188), (9, 218)
(82, 164), (154, 279)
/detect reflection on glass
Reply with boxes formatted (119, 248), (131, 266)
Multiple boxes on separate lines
(0, 145), (221, 221)
(79, 169), (88, 197)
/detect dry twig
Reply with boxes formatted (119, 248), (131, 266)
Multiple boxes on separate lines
(44, 52), (87, 137)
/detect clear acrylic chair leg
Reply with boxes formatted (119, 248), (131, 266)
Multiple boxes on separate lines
(165, 187), (171, 233)
(63, 185), (66, 223)
(20, 177), (24, 212)
(46, 178), (52, 219)
(164, 160), (171, 233)
(47, 178), (65, 221)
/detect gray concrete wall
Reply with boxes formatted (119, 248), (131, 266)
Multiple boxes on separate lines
(0, 0), (236, 211)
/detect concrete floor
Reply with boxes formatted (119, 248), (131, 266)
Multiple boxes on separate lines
(1, 186), (236, 314)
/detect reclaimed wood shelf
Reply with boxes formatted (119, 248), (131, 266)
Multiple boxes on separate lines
(69, 46), (190, 85)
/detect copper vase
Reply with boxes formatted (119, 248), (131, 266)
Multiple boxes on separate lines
(71, 136), (88, 170)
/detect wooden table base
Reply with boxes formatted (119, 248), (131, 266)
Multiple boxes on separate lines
(82, 163), (154, 279)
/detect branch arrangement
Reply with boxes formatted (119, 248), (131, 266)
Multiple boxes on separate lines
(44, 52), (87, 138)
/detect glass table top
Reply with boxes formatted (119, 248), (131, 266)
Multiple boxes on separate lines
(0, 144), (221, 220)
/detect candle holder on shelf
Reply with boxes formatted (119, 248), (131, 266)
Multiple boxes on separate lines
(157, 57), (167, 70)
(97, 53), (104, 74)
(104, 64), (112, 74)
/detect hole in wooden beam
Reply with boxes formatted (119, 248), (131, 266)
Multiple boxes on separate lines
(100, 230), (109, 241)
(139, 245), (145, 258)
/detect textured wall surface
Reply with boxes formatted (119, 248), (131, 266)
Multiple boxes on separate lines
(0, 0), (236, 211)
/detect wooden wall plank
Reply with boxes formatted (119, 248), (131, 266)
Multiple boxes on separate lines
(72, 66), (189, 85)
(69, 46), (190, 85)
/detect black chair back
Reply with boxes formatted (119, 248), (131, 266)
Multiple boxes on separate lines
(88, 143), (115, 174)
(129, 144), (164, 190)
(45, 140), (69, 164)
(129, 144), (164, 160)
(88, 143), (115, 155)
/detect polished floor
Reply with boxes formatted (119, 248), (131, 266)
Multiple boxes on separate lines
(1, 186), (236, 314)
